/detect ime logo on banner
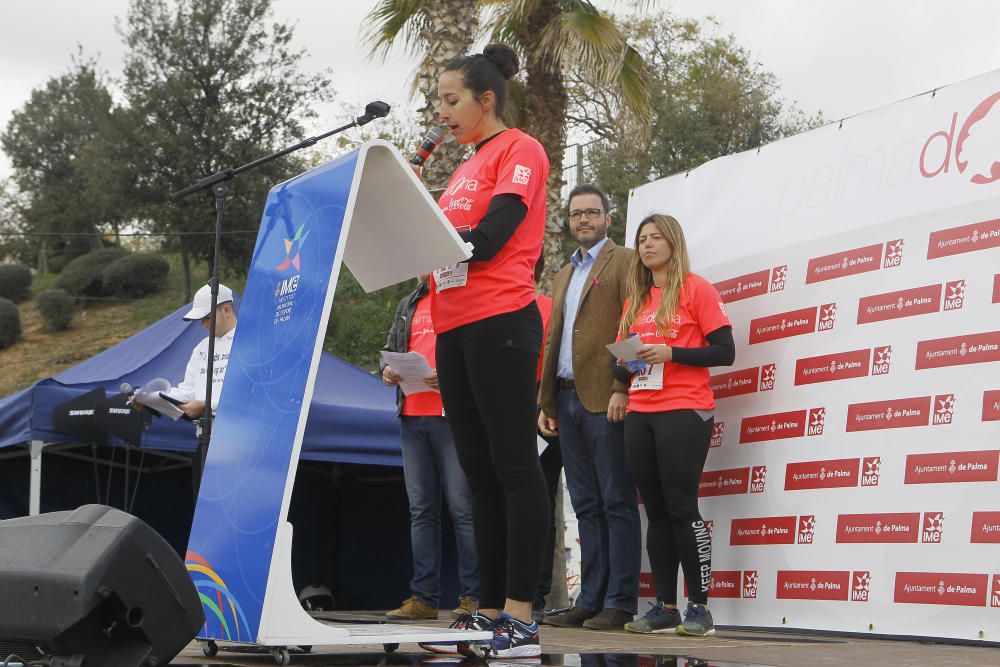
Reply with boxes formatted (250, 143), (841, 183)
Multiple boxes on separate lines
(759, 364), (776, 391)
(807, 408), (826, 436)
(922, 512), (945, 543)
(872, 346), (892, 376)
(798, 516), (816, 544)
(818, 303), (837, 331)
(743, 571), (759, 599)
(884, 239), (904, 268)
(933, 394), (956, 425)
(770, 265), (787, 292)
(710, 422), (725, 448)
(943, 280), (966, 311)
(750, 466), (767, 494)
(852, 571), (872, 602)
(861, 457), (882, 487)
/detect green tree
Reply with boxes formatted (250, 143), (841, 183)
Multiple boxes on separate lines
(0, 178), (35, 268)
(486, 0), (653, 286)
(0, 55), (119, 270)
(364, 0), (480, 191)
(117, 0), (333, 301)
(324, 267), (414, 369)
(568, 13), (823, 241)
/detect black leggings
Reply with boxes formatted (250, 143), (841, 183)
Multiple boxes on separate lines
(436, 303), (550, 609)
(624, 409), (713, 606)
(535, 428), (562, 606)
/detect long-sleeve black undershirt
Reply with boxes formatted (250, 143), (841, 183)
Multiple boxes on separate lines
(612, 325), (736, 384)
(671, 326), (736, 366)
(458, 193), (527, 262)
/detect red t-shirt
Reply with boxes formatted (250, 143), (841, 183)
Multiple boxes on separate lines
(431, 128), (550, 333)
(621, 274), (731, 413)
(401, 296), (444, 416)
(535, 292), (553, 381)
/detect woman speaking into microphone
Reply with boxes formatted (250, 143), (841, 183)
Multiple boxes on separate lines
(418, 43), (550, 658)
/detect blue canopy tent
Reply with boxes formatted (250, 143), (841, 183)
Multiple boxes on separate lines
(0, 298), (402, 466)
(0, 301), (434, 610)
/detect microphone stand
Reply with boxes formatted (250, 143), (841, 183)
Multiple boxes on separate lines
(173, 101), (390, 500)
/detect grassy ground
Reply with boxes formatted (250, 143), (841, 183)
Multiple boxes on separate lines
(0, 254), (239, 397)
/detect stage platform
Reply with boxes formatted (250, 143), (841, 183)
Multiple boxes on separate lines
(169, 611), (1000, 666)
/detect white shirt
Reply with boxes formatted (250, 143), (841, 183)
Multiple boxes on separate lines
(171, 327), (235, 412)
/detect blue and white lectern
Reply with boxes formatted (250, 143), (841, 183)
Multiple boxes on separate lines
(183, 140), (487, 661)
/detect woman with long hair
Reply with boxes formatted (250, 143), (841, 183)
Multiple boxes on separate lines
(419, 43), (550, 659)
(615, 214), (735, 636)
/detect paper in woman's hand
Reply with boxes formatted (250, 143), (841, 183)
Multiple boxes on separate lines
(379, 351), (438, 395)
(606, 335), (644, 362)
(606, 335), (647, 373)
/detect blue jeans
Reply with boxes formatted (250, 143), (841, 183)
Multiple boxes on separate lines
(558, 388), (641, 613)
(400, 415), (479, 606)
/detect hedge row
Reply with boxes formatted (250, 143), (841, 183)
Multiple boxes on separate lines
(0, 264), (32, 303)
(0, 298), (21, 350)
(54, 249), (169, 299)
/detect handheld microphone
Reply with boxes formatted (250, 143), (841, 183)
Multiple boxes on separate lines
(411, 127), (447, 166)
(120, 382), (136, 396)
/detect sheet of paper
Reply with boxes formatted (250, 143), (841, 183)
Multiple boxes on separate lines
(132, 378), (186, 421)
(606, 335), (645, 362)
(537, 434), (549, 456)
(380, 351), (437, 395)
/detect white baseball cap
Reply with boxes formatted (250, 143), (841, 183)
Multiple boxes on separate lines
(182, 283), (234, 321)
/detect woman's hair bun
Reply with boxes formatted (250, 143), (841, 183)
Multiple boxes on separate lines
(483, 43), (520, 80)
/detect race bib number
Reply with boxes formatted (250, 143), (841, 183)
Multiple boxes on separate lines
(630, 363), (664, 391)
(434, 263), (469, 292)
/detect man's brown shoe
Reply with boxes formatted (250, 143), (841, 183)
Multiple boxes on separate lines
(582, 607), (635, 630)
(544, 607), (596, 627)
(386, 596), (438, 620)
(451, 595), (478, 618)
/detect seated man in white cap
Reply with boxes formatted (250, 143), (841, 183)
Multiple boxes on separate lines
(169, 283), (238, 420)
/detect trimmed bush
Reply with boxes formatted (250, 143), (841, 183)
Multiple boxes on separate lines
(0, 264), (32, 303)
(101, 253), (170, 299)
(54, 247), (129, 297)
(35, 288), (75, 331)
(0, 298), (21, 349)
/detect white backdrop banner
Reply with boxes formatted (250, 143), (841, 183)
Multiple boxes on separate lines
(626, 68), (1000, 641)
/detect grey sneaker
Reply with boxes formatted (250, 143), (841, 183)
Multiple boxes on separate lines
(624, 601), (681, 634)
(675, 601), (715, 636)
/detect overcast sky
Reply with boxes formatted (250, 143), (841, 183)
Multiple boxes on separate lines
(2, 0), (1000, 179)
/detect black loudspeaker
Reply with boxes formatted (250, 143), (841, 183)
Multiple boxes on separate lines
(52, 388), (108, 445)
(0, 505), (205, 666)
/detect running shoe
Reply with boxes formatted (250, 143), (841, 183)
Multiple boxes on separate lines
(675, 601), (715, 637)
(624, 601), (681, 634)
(461, 612), (540, 658)
(419, 611), (494, 654)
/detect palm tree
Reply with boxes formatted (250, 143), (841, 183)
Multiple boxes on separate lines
(485, 0), (652, 285)
(364, 0), (480, 190)
(366, 1), (652, 284)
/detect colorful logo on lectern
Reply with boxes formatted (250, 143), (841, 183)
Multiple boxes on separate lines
(277, 223), (310, 272)
(185, 551), (250, 641)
